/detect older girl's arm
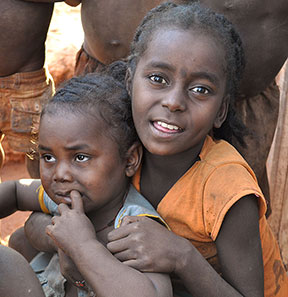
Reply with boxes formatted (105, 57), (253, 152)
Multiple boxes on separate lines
(107, 195), (264, 297)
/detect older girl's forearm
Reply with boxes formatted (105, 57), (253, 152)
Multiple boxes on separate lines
(25, 212), (57, 253)
(173, 238), (244, 297)
(70, 240), (172, 297)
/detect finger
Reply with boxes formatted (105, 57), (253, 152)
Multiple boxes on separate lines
(107, 224), (133, 242)
(111, 249), (135, 262)
(58, 203), (70, 214)
(70, 190), (84, 212)
(122, 259), (150, 272)
(51, 215), (59, 225)
(120, 215), (141, 227)
(45, 224), (53, 237)
(107, 236), (131, 254)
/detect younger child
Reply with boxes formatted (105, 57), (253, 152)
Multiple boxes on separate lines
(105, 3), (288, 297)
(0, 70), (172, 297)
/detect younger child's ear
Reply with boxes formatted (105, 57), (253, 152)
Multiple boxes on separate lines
(125, 142), (143, 177)
(125, 68), (133, 96)
(214, 95), (229, 128)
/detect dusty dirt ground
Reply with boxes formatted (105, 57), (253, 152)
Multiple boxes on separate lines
(0, 3), (83, 245)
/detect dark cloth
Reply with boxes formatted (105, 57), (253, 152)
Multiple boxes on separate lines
(74, 46), (105, 76)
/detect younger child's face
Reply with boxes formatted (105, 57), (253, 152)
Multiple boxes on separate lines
(38, 111), (129, 214)
(130, 28), (228, 156)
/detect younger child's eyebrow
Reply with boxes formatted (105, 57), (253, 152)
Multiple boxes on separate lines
(64, 144), (91, 151)
(38, 144), (91, 152)
(38, 144), (51, 151)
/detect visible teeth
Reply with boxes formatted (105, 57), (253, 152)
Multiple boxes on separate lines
(157, 121), (180, 130)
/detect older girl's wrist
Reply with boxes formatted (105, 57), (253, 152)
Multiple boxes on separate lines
(174, 237), (195, 276)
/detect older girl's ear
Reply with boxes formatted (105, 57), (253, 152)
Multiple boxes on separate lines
(125, 142), (143, 177)
(214, 95), (229, 128)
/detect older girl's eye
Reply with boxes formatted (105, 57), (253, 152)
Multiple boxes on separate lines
(149, 75), (167, 85)
(75, 154), (90, 162)
(42, 154), (56, 163)
(191, 86), (209, 94)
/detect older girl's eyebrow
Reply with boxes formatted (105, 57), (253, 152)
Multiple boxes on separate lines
(189, 72), (220, 86)
(145, 61), (220, 86)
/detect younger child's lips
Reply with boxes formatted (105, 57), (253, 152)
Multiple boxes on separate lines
(54, 192), (72, 204)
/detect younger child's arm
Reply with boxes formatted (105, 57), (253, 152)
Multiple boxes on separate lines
(25, 211), (86, 287)
(46, 190), (172, 297)
(0, 179), (42, 218)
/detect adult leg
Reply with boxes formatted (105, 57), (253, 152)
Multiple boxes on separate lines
(8, 226), (39, 262)
(0, 245), (45, 297)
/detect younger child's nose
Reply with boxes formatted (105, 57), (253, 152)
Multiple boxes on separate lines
(53, 162), (73, 182)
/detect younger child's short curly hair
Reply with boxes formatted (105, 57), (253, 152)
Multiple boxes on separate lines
(41, 61), (138, 159)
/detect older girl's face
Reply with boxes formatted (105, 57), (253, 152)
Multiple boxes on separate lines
(130, 28), (228, 156)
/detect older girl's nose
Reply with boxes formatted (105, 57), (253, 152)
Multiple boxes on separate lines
(161, 86), (187, 112)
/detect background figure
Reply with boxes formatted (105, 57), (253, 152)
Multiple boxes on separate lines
(73, 0), (164, 75)
(0, 0), (54, 178)
(192, 0), (288, 215)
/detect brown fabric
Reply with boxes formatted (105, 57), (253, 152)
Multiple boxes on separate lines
(0, 68), (54, 153)
(231, 80), (280, 216)
(267, 62), (288, 269)
(74, 46), (106, 76)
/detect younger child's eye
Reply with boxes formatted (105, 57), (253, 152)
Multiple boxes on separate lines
(149, 75), (167, 85)
(191, 86), (210, 95)
(42, 154), (56, 163)
(75, 154), (90, 162)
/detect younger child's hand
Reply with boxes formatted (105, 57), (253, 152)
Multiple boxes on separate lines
(107, 216), (190, 274)
(46, 190), (96, 257)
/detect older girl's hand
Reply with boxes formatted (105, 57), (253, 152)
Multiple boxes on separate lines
(107, 216), (191, 274)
